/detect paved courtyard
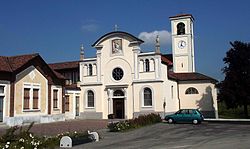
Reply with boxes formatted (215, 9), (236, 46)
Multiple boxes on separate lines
(74, 122), (250, 149)
(1, 120), (250, 148)
(0, 119), (109, 136)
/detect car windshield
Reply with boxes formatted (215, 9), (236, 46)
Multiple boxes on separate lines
(196, 110), (202, 114)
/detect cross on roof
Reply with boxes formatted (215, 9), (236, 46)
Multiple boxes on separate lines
(114, 24), (119, 31)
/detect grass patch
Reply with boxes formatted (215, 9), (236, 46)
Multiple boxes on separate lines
(218, 102), (250, 119)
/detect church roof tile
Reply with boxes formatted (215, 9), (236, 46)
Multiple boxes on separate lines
(168, 72), (217, 83)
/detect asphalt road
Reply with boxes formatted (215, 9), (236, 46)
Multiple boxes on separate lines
(73, 122), (250, 149)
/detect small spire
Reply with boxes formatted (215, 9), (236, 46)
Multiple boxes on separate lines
(80, 44), (84, 60)
(155, 35), (161, 54)
(114, 24), (119, 31)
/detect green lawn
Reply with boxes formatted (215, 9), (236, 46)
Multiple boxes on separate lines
(218, 102), (250, 119)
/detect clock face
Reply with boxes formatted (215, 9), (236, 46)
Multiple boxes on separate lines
(178, 40), (186, 49)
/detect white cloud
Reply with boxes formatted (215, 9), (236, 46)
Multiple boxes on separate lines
(81, 24), (99, 32)
(138, 30), (171, 46)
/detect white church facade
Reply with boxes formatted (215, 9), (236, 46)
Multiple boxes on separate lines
(0, 14), (218, 126)
(78, 14), (218, 119)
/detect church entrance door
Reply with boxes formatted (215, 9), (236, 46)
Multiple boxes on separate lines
(113, 98), (124, 119)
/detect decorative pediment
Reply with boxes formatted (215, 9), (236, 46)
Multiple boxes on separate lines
(92, 31), (144, 48)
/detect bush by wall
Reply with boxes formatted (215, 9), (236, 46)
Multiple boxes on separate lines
(0, 122), (91, 149)
(107, 113), (162, 132)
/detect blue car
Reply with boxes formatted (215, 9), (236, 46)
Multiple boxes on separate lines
(165, 109), (204, 124)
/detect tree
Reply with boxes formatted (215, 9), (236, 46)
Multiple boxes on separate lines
(218, 41), (250, 118)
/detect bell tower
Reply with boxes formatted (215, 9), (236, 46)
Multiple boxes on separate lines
(170, 14), (195, 73)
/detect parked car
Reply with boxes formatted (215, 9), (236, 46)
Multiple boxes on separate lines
(164, 109), (204, 124)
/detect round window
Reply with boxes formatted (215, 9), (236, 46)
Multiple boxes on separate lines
(112, 68), (124, 81)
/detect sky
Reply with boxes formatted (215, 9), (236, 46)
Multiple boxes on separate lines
(0, 0), (249, 81)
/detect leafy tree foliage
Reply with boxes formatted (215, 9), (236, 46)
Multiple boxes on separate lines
(218, 41), (250, 118)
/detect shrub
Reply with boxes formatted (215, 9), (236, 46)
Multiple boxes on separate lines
(0, 122), (91, 149)
(107, 113), (162, 132)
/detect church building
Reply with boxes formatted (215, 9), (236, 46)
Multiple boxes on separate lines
(77, 14), (218, 119)
(0, 14), (218, 126)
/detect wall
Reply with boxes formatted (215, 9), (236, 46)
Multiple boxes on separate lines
(0, 80), (10, 122)
(178, 81), (218, 118)
(51, 85), (63, 114)
(65, 90), (81, 119)
(80, 85), (103, 119)
(15, 66), (48, 115)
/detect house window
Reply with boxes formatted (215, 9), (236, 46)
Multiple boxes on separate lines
(0, 86), (4, 94)
(145, 59), (150, 72)
(23, 88), (30, 110)
(65, 95), (69, 112)
(53, 90), (58, 109)
(177, 22), (185, 35)
(185, 87), (199, 94)
(23, 84), (40, 111)
(87, 90), (94, 108)
(88, 64), (93, 76)
(144, 88), (152, 106)
(33, 89), (39, 109)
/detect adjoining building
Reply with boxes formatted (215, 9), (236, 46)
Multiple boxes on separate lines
(0, 14), (218, 126)
(0, 53), (65, 126)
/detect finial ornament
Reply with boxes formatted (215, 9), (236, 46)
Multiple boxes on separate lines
(80, 44), (84, 60)
(155, 35), (161, 54)
(156, 35), (160, 45)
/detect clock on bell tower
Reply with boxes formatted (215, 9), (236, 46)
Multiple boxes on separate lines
(170, 14), (195, 73)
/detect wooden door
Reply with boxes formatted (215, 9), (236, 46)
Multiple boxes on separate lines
(75, 96), (79, 116)
(113, 99), (124, 119)
(0, 97), (3, 122)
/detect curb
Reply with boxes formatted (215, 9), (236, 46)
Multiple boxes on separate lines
(204, 118), (250, 124)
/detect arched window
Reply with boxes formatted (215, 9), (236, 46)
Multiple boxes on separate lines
(144, 88), (152, 106)
(145, 59), (150, 72)
(185, 87), (199, 94)
(113, 90), (124, 96)
(177, 22), (185, 35)
(88, 64), (93, 76)
(87, 90), (94, 107)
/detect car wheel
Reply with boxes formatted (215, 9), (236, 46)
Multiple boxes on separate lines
(192, 119), (198, 124)
(168, 118), (174, 124)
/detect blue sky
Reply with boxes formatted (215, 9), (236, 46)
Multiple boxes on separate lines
(0, 0), (249, 81)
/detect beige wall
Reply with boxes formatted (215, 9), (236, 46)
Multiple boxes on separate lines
(81, 86), (103, 112)
(139, 72), (155, 79)
(0, 81), (10, 121)
(178, 81), (218, 113)
(64, 92), (74, 119)
(174, 56), (189, 72)
(65, 90), (81, 119)
(51, 85), (62, 114)
(15, 66), (48, 116)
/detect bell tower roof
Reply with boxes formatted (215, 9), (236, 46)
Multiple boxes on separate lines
(169, 14), (194, 21)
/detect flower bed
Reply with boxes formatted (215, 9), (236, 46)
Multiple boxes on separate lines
(107, 113), (162, 132)
(0, 122), (92, 149)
